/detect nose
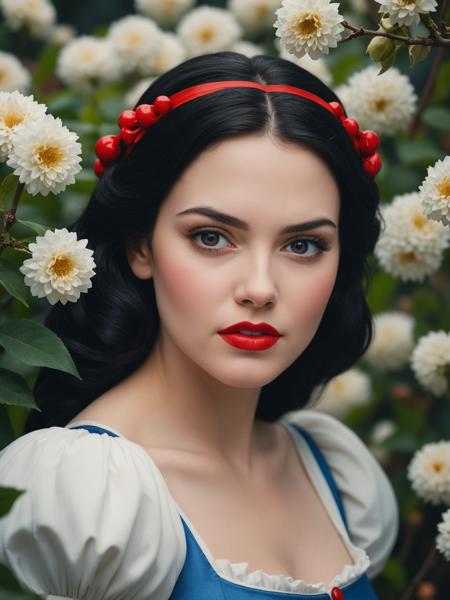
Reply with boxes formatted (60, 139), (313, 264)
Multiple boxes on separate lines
(234, 251), (278, 308)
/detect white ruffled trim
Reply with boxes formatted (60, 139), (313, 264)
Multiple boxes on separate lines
(215, 545), (371, 594)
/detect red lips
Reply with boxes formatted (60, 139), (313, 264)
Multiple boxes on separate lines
(218, 321), (281, 336)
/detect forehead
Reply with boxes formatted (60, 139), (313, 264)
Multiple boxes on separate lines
(160, 133), (340, 224)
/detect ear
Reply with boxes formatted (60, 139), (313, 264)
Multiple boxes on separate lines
(126, 237), (153, 280)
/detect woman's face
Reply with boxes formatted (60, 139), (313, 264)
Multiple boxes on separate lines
(128, 133), (340, 389)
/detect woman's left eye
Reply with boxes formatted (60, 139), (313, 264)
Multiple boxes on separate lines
(187, 228), (330, 259)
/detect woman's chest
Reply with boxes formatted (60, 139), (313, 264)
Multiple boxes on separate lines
(145, 438), (354, 586)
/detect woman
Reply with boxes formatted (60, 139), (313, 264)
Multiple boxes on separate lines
(0, 51), (398, 599)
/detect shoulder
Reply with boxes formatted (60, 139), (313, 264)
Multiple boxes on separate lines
(282, 409), (399, 579)
(0, 427), (186, 599)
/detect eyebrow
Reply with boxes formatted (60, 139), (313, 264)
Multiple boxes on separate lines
(176, 206), (337, 234)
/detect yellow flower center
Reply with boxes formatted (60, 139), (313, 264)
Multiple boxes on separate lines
(50, 254), (74, 278)
(437, 176), (450, 198)
(431, 460), (444, 473)
(397, 0), (416, 6)
(125, 32), (144, 47)
(3, 111), (24, 129)
(198, 27), (215, 43)
(255, 2), (270, 18)
(163, 0), (176, 13)
(398, 251), (417, 264)
(0, 69), (5, 83)
(372, 98), (389, 112)
(296, 13), (322, 37)
(412, 212), (428, 229)
(37, 144), (63, 168)
(79, 49), (96, 63)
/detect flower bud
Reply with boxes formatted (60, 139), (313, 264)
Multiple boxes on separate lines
(408, 44), (431, 66)
(380, 16), (397, 32)
(366, 36), (396, 63)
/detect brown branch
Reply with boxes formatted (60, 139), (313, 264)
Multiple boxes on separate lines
(406, 45), (446, 137)
(0, 182), (25, 255)
(400, 545), (438, 600)
(341, 19), (450, 46)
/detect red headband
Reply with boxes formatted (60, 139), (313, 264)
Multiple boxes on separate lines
(94, 80), (381, 178)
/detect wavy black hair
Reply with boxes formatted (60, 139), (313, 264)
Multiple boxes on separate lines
(24, 51), (382, 432)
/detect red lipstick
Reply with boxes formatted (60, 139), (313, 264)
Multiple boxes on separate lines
(218, 321), (281, 351)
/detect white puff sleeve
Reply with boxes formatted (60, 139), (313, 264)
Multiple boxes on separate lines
(284, 409), (399, 579)
(0, 427), (186, 600)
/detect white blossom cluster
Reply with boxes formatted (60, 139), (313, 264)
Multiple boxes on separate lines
(419, 156), (450, 228)
(0, 51), (31, 93)
(408, 441), (450, 506)
(311, 368), (372, 419)
(410, 330), (450, 396)
(364, 311), (415, 371)
(436, 508), (450, 561)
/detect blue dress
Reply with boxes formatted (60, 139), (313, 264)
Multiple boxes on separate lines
(68, 422), (379, 600)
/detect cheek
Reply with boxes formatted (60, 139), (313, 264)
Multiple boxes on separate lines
(290, 264), (338, 325)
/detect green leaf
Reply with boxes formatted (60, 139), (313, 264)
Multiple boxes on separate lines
(0, 486), (25, 518)
(422, 106), (450, 132)
(0, 258), (29, 308)
(365, 270), (399, 313)
(0, 563), (43, 597)
(0, 368), (38, 410)
(15, 219), (48, 237)
(0, 405), (15, 450)
(0, 319), (81, 380)
(99, 95), (126, 122)
(381, 430), (419, 452)
(396, 138), (442, 165)
(33, 45), (59, 86)
(0, 175), (19, 211)
(380, 557), (408, 590)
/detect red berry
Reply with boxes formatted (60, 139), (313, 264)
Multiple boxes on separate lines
(154, 95), (172, 117)
(363, 152), (382, 177)
(135, 104), (159, 127)
(121, 127), (139, 145)
(329, 101), (344, 118)
(342, 117), (359, 137)
(93, 158), (106, 177)
(95, 134), (121, 163)
(118, 110), (138, 129)
(331, 587), (344, 600)
(359, 130), (380, 155)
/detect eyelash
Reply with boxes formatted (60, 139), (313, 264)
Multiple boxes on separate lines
(186, 227), (331, 261)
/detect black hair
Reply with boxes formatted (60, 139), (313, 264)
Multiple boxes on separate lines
(24, 51), (381, 432)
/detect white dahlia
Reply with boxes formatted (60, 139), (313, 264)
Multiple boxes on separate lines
(138, 31), (187, 76)
(124, 77), (156, 108)
(7, 113), (82, 196)
(0, 51), (31, 93)
(19, 228), (96, 306)
(419, 156), (450, 228)
(374, 0), (437, 27)
(374, 192), (450, 282)
(410, 330), (450, 397)
(0, 0), (56, 37)
(0, 90), (47, 162)
(273, 0), (344, 60)
(231, 40), (266, 57)
(407, 441), (450, 505)
(229, 0), (281, 36)
(436, 509), (450, 561)
(336, 65), (417, 135)
(135, 0), (195, 27)
(177, 6), (242, 58)
(46, 23), (76, 46)
(277, 39), (332, 85)
(364, 311), (415, 370)
(56, 36), (122, 92)
(108, 15), (163, 74)
(313, 368), (371, 419)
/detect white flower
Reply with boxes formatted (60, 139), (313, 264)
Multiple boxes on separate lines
(0, 0), (56, 37)
(46, 23), (76, 46)
(228, 0), (281, 36)
(277, 38), (332, 85)
(312, 368), (371, 419)
(56, 36), (122, 92)
(410, 330), (450, 396)
(138, 32), (187, 77)
(407, 441), (450, 505)
(336, 65), (417, 135)
(374, 0), (437, 27)
(177, 6), (242, 58)
(419, 156), (450, 228)
(231, 40), (266, 58)
(108, 15), (163, 74)
(124, 77), (156, 108)
(273, 0), (344, 60)
(0, 90), (47, 162)
(436, 508), (450, 561)
(7, 113), (82, 196)
(374, 192), (450, 282)
(0, 51), (31, 93)
(371, 420), (396, 445)
(19, 228), (96, 306)
(135, 0), (195, 27)
(364, 311), (415, 370)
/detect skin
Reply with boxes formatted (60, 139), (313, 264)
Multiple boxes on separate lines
(87, 132), (340, 475)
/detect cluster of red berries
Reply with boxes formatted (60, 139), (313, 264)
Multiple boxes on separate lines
(93, 95), (173, 177)
(328, 101), (381, 177)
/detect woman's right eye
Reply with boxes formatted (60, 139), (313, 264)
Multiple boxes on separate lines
(188, 228), (231, 254)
